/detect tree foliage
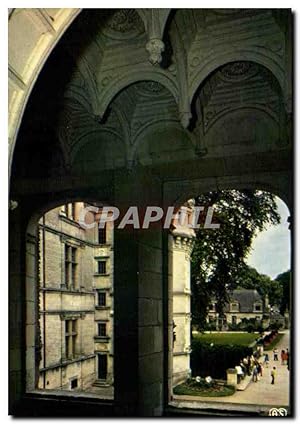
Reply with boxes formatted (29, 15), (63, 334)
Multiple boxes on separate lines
(191, 189), (281, 330)
(274, 270), (291, 314)
(235, 265), (283, 307)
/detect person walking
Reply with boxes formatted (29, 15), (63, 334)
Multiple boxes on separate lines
(258, 362), (263, 377)
(273, 348), (279, 361)
(252, 364), (258, 382)
(240, 361), (247, 377)
(271, 366), (276, 384)
(235, 364), (244, 384)
(264, 353), (270, 368)
(247, 356), (251, 375)
(281, 349), (285, 365)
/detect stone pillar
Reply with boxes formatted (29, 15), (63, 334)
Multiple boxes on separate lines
(226, 368), (238, 388)
(113, 170), (165, 416)
(113, 224), (139, 415)
(9, 200), (38, 412)
(9, 205), (25, 413)
(170, 201), (195, 386)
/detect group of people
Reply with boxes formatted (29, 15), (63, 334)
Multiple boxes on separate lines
(235, 346), (289, 386)
(261, 347), (290, 384)
(235, 354), (263, 384)
(252, 359), (264, 382)
(272, 347), (290, 369)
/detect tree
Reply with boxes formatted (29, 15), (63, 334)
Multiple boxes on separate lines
(275, 270), (291, 314)
(191, 189), (280, 330)
(235, 264), (283, 307)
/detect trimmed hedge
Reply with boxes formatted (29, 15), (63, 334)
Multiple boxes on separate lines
(191, 339), (253, 379)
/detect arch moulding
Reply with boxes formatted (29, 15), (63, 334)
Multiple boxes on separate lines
(8, 8), (82, 173)
(188, 48), (286, 106)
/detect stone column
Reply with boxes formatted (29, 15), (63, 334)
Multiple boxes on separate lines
(113, 170), (165, 416)
(226, 368), (238, 388)
(9, 200), (39, 412)
(9, 205), (25, 413)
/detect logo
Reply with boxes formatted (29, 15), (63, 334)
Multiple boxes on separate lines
(268, 408), (288, 417)
(78, 205), (221, 230)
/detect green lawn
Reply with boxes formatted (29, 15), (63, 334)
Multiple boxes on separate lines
(193, 332), (258, 346)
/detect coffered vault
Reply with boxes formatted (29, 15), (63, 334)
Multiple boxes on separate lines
(9, 8), (292, 417)
(9, 9), (291, 176)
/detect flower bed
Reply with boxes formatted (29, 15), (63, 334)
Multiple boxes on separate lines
(263, 331), (284, 351)
(174, 377), (235, 397)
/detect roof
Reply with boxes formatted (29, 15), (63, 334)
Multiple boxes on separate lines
(213, 289), (264, 313)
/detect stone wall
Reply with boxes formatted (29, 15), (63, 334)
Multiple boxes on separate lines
(170, 203), (195, 386)
(38, 203), (114, 390)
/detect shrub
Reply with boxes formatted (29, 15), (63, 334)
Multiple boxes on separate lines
(202, 321), (217, 331)
(191, 340), (253, 380)
(269, 322), (282, 331)
(237, 318), (264, 333)
(227, 322), (240, 331)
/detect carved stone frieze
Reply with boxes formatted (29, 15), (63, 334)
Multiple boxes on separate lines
(172, 235), (195, 257)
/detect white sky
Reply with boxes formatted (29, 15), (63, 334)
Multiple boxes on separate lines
(246, 197), (291, 279)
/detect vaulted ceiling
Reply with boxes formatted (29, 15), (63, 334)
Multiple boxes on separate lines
(12, 8), (291, 179)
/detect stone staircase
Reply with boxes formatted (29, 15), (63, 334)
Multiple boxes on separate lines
(92, 379), (111, 388)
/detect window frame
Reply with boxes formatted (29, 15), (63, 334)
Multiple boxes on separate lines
(97, 260), (107, 275)
(97, 291), (107, 307)
(65, 319), (78, 360)
(97, 322), (107, 337)
(254, 302), (262, 312)
(230, 302), (239, 312)
(208, 302), (216, 312)
(98, 224), (107, 245)
(65, 244), (78, 289)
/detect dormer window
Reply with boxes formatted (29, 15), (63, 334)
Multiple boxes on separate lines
(208, 303), (216, 312)
(254, 302), (262, 312)
(230, 302), (239, 312)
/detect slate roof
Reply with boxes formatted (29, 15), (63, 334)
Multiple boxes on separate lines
(214, 289), (264, 313)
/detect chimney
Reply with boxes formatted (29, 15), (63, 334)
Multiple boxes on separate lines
(265, 294), (269, 310)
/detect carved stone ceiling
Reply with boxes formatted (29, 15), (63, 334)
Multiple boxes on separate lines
(194, 61), (282, 133)
(99, 9), (145, 40)
(14, 8), (290, 177)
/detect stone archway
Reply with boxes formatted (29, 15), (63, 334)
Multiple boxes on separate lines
(8, 8), (81, 169)
(9, 8), (292, 417)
